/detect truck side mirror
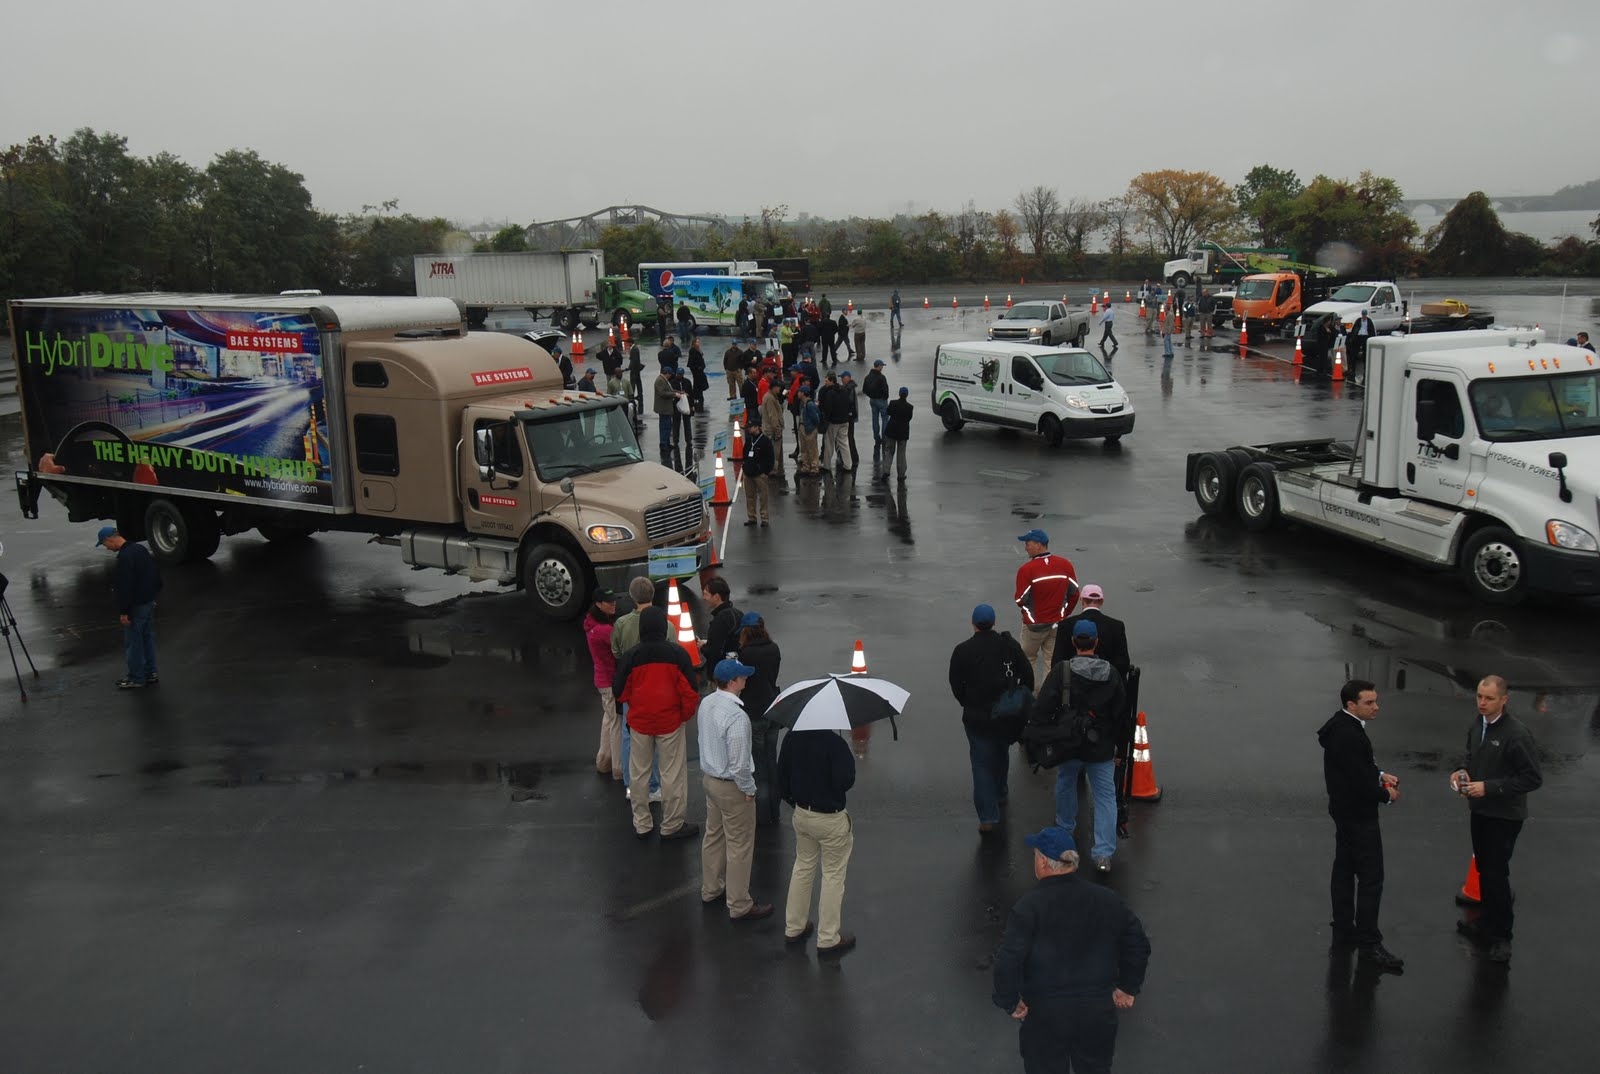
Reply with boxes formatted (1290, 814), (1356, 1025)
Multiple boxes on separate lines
(473, 428), (494, 480)
(1416, 399), (1439, 443)
(1549, 451), (1568, 469)
(1550, 451), (1573, 502)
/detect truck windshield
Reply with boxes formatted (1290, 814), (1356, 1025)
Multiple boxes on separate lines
(1034, 350), (1111, 386)
(1329, 285), (1377, 302)
(1236, 279), (1277, 300)
(522, 405), (643, 479)
(1469, 371), (1600, 441)
(1007, 304), (1050, 320)
(741, 278), (778, 304)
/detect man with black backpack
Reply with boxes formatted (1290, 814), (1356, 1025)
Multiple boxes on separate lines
(949, 604), (1034, 835)
(1034, 620), (1126, 874)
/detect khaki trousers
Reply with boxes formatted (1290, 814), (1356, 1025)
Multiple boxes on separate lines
(799, 430), (820, 472)
(595, 687), (621, 778)
(767, 432), (785, 476)
(743, 472), (769, 522)
(784, 807), (854, 946)
(823, 424), (850, 469)
(629, 725), (688, 835)
(701, 775), (757, 916)
(1020, 622), (1058, 690)
(727, 368), (743, 399)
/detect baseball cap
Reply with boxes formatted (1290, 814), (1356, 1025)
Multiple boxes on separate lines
(738, 611), (763, 629)
(1080, 584), (1105, 601)
(1024, 825), (1076, 859)
(593, 587), (618, 602)
(873, 359), (884, 367)
(95, 525), (118, 546)
(971, 603), (996, 626)
(713, 658), (757, 684)
(1017, 528), (1050, 545)
(1071, 619), (1098, 639)
(839, 370), (853, 379)
(898, 386), (908, 397)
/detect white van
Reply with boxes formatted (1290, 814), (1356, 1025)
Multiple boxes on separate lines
(932, 342), (1135, 445)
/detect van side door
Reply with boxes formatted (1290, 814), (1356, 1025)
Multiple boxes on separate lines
(1403, 375), (1471, 507)
(1005, 355), (1047, 430)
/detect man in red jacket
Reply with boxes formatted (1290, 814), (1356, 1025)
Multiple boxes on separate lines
(1012, 529), (1080, 687)
(616, 607), (702, 841)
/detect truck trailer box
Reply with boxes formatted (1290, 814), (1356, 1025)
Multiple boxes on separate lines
(414, 251), (603, 309)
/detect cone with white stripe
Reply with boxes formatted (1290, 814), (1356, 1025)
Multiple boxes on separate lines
(677, 610), (701, 668)
(666, 577), (681, 623)
(849, 639), (867, 674)
(1129, 710), (1162, 802)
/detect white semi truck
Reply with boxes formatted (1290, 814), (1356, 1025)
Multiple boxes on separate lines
(1185, 328), (1600, 605)
(414, 250), (655, 331)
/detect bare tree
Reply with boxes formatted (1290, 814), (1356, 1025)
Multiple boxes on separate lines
(953, 199), (993, 281)
(1054, 197), (1105, 257)
(759, 204), (788, 249)
(1013, 186), (1060, 259)
(1097, 197), (1137, 260)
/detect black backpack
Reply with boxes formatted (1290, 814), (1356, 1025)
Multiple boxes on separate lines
(1020, 663), (1101, 769)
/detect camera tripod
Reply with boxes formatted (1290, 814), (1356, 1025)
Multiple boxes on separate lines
(0, 572), (39, 702)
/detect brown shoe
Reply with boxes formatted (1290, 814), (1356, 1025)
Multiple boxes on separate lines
(733, 902), (774, 922)
(785, 922), (815, 945)
(817, 934), (857, 958)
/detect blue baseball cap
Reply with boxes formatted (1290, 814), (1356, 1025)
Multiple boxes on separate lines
(1024, 826), (1076, 859)
(839, 369), (853, 379)
(873, 359), (885, 367)
(738, 611), (763, 629)
(713, 658), (757, 684)
(971, 603), (996, 626)
(898, 386), (908, 397)
(1072, 619), (1098, 639)
(95, 525), (118, 546)
(1018, 529), (1050, 545)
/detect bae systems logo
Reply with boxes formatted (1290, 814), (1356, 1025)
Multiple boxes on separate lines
(428, 261), (456, 278)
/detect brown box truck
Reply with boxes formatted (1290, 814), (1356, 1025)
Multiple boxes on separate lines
(9, 293), (709, 619)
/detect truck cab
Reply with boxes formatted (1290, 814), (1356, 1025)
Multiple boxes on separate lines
(1302, 281), (1406, 333)
(986, 301), (1089, 347)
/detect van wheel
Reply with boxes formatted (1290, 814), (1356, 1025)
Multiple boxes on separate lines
(940, 399), (965, 432)
(1192, 452), (1238, 518)
(522, 542), (589, 621)
(144, 498), (192, 565)
(1235, 463), (1279, 531)
(1040, 414), (1064, 446)
(1460, 526), (1528, 606)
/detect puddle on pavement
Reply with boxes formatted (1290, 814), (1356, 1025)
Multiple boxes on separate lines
(100, 755), (579, 794)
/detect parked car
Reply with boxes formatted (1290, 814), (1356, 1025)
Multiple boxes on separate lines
(986, 301), (1090, 347)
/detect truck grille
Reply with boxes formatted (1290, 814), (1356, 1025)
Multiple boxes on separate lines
(991, 328), (1035, 341)
(645, 494), (705, 542)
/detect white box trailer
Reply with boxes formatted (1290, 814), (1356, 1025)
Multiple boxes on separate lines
(414, 250), (651, 331)
(1185, 328), (1600, 605)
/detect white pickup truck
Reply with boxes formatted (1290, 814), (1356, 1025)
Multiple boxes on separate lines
(987, 300), (1090, 348)
(1185, 328), (1600, 604)
(1301, 281), (1407, 331)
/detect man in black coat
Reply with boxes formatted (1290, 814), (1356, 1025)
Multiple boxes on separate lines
(741, 414), (775, 527)
(1317, 679), (1403, 973)
(949, 603), (1033, 833)
(702, 576), (743, 669)
(1059, 584), (1130, 681)
(98, 526), (162, 689)
(1037, 621), (1126, 873)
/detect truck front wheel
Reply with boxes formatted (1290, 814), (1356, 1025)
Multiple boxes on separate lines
(1172, 271), (1192, 289)
(1075, 323), (1088, 348)
(1460, 526), (1528, 605)
(1235, 463), (1279, 532)
(522, 542), (589, 621)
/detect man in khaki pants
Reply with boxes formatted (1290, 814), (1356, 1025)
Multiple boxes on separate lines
(615, 607), (702, 841)
(1012, 529), (1080, 689)
(778, 727), (859, 957)
(697, 658), (774, 921)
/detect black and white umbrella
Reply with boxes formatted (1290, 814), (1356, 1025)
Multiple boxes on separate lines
(765, 674), (911, 739)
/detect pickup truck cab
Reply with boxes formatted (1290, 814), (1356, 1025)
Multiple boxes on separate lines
(934, 342), (1134, 445)
(1185, 328), (1600, 604)
(987, 301), (1089, 348)
(1302, 281), (1406, 332)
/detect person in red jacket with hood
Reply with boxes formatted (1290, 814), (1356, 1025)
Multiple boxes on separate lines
(616, 606), (702, 841)
(1013, 528), (1080, 686)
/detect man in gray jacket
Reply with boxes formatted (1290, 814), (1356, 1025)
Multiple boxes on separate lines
(1451, 675), (1542, 963)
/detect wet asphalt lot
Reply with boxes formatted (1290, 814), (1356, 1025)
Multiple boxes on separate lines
(0, 280), (1597, 1073)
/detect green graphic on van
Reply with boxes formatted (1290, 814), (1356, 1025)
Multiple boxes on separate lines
(980, 358), (1000, 392)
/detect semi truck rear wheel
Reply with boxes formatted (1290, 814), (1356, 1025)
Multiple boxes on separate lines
(1192, 452), (1238, 517)
(1461, 526), (1528, 605)
(523, 542), (588, 621)
(1234, 463), (1279, 531)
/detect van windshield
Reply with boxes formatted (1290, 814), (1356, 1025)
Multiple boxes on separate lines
(1006, 304), (1051, 320)
(1236, 279), (1277, 300)
(1329, 285), (1377, 302)
(522, 405), (643, 479)
(1034, 350), (1111, 386)
(1469, 371), (1600, 442)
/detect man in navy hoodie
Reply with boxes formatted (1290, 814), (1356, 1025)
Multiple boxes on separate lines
(97, 526), (162, 689)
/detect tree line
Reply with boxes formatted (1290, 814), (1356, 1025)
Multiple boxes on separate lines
(4, 129), (1598, 313)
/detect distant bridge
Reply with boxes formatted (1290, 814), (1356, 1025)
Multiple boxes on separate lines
(523, 204), (732, 251)
(1404, 196), (1552, 214)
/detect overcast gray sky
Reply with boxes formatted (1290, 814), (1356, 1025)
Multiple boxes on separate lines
(4, 0), (1598, 226)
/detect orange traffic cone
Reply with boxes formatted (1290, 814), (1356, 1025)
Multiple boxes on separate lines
(1157, 304), (1166, 324)
(850, 639), (867, 674)
(1238, 317), (1249, 349)
(1129, 711), (1162, 802)
(1102, 290), (1110, 305)
(570, 330), (585, 358)
(983, 295), (991, 311)
(923, 296), (930, 310)
(1125, 290), (1132, 303)
(1175, 307), (1184, 332)
(677, 610), (701, 668)
(1006, 294), (1014, 309)
(620, 319), (631, 346)
(1332, 344), (1346, 382)
(666, 577), (681, 623)
(1091, 295), (1099, 315)
(1139, 298), (1146, 320)
(846, 298), (854, 313)
(607, 326), (616, 347)
(730, 419), (744, 461)
(709, 452), (732, 506)
(1292, 336), (1304, 366)
(951, 296), (959, 310)
(1455, 856), (1482, 906)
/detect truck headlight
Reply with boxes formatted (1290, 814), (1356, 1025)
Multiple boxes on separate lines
(1065, 395), (1088, 410)
(1545, 520), (1598, 551)
(586, 524), (635, 544)
(1027, 326), (1043, 337)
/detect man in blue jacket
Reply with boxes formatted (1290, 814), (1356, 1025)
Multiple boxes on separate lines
(97, 526), (162, 689)
(993, 825), (1150, 1074)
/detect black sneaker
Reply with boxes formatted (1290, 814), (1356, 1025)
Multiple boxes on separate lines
(1358, 944), (1405, 973)
(146, 675), (160, 686)
(1487, 940), (1513, 964)
(116, 678), (144, 690)
(660, 823), (700, 842)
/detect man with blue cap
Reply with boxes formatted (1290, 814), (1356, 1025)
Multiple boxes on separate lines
(697, 657), (774, 921)
(949, 603), (1033, 833)
(97, 526), (162, 689)
(993, 825), (1151, 1074)
(1013, 529), (1080, 686)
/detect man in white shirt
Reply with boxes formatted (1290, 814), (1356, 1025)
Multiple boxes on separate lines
(698, 658), (774, 921)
